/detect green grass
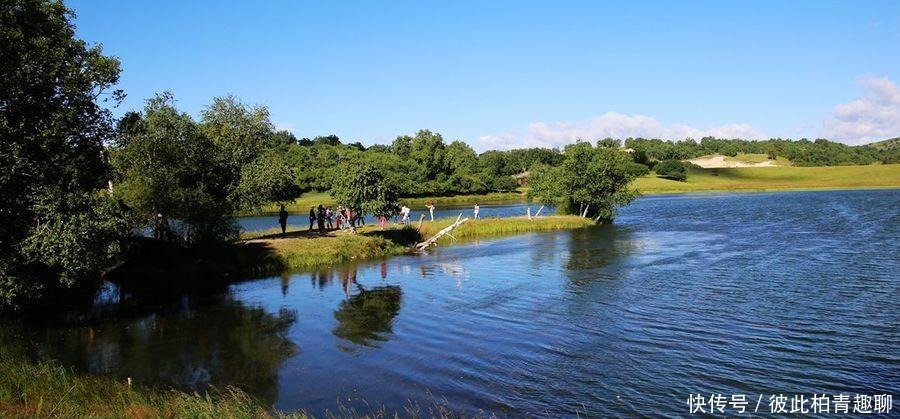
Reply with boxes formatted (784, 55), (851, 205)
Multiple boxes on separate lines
(240, 228), (412, 271)
(0, 343), (483, 418)
(632, 164), (900, 194)
(0, 343), (308, 418)
(417, 215), (594, 245)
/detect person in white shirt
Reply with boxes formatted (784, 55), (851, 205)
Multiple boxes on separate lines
(426, 202), (435, 221)
(473, 203), (480, 220)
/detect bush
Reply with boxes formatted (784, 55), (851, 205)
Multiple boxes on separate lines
(655, 159), (687, 181)
(625, 162), (650, 177)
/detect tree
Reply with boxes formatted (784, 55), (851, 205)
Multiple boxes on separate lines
(200, 95), (273, 178)
(235, 151), (304, 210)
(111, 93), (236, 242)
(330, 162), (399, 229)
(528, 142), (638, 223)
(409, 129), (446, 180)
(655, 159), (687, 181)
(391, 135), (412, 158)
(0, 0), (126, 310)
(597, 137), (621, 148)
(313, 134), (341, 146)
(445, 141), (479, 175)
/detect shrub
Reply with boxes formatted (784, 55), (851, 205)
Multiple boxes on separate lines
(655, 159), (687, 181)
(625, 162), (650, 177)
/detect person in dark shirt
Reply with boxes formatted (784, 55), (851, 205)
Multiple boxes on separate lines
(278, 205), (288, 235)
(317, 205), (326, 235)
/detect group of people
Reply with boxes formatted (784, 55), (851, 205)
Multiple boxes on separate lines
(275, 202), (484, 236)
(307, 205), (364, 234)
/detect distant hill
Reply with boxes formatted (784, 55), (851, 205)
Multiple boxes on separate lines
(866, 137), (900, 150)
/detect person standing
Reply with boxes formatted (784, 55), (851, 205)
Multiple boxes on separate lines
(278, 204), (288, 235)
(401, 205), (410, 225)
(325, 207), (334, 230)
(426, 202), (435, 221)
(317, 205), (326, 235)
(308, 207), (316, 232)
(473, 203), (480, 220)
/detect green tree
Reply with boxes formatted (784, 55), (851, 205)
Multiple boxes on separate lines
(111, 93), (236, 242)
(528, 142), (638, 223)
(654, 159), (687, 181)
(409, 130), (446, 179)
(597, 137), (621, 148)
(0, 0), (126, 309)
(200, 95), (273, 179)
(391, 135), (412, 158)
(445, 140), (479, 175)
(330, 162), (399, 229)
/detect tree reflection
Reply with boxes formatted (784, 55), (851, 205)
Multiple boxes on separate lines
(27, 294), (297, 404)
(332, 267), (402, 347)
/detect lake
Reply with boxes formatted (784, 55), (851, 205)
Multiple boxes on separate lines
(5, 189), (899, 417)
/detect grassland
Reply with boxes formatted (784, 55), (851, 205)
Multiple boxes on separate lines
(632, 164), (900, 194)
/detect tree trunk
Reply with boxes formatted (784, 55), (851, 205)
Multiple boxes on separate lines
(415, 213), (468, 250)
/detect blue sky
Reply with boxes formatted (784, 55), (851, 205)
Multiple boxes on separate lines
(69, 0), (900, 150)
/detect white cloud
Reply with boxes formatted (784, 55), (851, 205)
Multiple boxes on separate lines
(822, 76), (900, 145)
(474, 112), (764, 151)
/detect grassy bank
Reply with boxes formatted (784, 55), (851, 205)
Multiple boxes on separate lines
(240, 215), (593, 270)
(632, 164), (900, 194)
(0, 347), (475, 418)
(0, 345), (306, 418)
(240, 228), (413, 271)
(417, 215), (594, 245)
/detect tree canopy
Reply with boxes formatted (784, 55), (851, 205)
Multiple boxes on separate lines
(528, 142), (638, 223)
(0, 0), (127, 309)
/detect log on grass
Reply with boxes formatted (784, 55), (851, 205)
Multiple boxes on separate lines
(415, 213), (468, 250)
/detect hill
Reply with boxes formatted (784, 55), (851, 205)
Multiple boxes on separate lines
(866, 137), (900, 151)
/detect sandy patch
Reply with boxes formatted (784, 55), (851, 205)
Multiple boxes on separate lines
(688, 156), (778, 168)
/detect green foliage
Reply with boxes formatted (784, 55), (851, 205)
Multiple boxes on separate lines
(236, 151), (304, 210)
(597, 137), (621, 148)
(655, 159), (687, 181)
(528, 142), (638, 223)
(111, 93), (237, 243)
(625, 162), (651, 177)
(330, 162), (400, 218)
(112, 93), (303, 243)
(0, 0), (125, 310)
(623, 136), (891, 166)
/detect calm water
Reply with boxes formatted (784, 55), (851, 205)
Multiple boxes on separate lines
(7, 189), (900, 417)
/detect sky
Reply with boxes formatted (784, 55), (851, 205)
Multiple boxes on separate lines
(68, 0), (900, 151)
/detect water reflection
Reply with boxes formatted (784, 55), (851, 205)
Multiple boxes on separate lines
(332, 282), (402, 348)
(564, 225), (638, 282)
(25, 294), (298, 404)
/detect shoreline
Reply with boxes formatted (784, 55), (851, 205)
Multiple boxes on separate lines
(239, 215), (594, 272)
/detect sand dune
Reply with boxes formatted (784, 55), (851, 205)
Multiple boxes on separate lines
(688, 155), (778, 168)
